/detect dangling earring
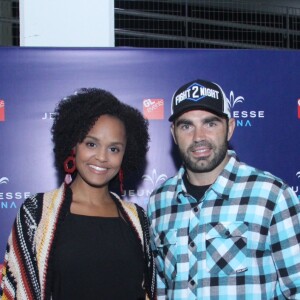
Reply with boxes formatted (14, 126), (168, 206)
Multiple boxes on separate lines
(118, 168), (124, 195)
(64, 149), (76, 184)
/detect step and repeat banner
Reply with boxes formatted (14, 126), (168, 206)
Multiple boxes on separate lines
(0, 48), (300, 267)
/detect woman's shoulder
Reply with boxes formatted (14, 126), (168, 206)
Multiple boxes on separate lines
(20, 185), (66, 217)
(123, 200), (144, 212)
(22, 192), (44, 210)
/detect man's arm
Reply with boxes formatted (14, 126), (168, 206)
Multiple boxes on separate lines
(148, 226), (168, 299)
(147, 200), (168, 299)
(270, 186), (300, 298)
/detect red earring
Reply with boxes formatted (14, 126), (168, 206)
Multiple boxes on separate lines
(118, 168), (124, 195)
(64, 149), (76, 184)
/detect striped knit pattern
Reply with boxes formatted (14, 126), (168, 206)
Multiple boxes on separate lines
(113, 191), (144, 248)
(1, 184), (156, 300)
(112, 191), (156, 299)
(2, 193), (42, 300)
(35, 187), (65, 299)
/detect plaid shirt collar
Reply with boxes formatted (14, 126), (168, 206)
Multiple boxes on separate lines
(174, 150), (239, 203)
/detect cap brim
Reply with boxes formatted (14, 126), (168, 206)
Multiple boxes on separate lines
(169, 105), (229, 122)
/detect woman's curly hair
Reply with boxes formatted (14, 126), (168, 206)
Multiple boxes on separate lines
(51, 88), (150, 183)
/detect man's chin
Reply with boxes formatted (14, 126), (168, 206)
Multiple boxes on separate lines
(186, 161), (214, 173)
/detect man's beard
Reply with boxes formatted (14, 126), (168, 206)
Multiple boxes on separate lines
(180, 139), (228, 173)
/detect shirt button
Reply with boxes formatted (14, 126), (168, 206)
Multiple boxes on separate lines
(189, 279), (196, 289)
(189, 241), (196, 251)
(193, 207), (199, 213)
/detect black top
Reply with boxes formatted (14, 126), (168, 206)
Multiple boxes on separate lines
(52, 213), (145, 300)
(183, 172), (211, 201)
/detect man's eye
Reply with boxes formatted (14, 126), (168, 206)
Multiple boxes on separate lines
(207, 122), (217, 127)
(180, 124), (190, 130)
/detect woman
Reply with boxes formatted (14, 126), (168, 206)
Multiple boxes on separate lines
(0, 88), (156, 300)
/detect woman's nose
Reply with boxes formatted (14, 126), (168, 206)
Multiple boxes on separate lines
(95, 148), (108, 162)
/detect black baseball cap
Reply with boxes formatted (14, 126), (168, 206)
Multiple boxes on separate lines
(169, 79), (231, 122)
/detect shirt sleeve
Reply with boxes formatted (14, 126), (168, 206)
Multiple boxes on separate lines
(1, 196), (41, 299)
(148, 226), (168, 298)
(135, 204), (156, 300)
(270, 185), (300, 298)
(147, 200), (168, 298)
(1, 231), (16, 299)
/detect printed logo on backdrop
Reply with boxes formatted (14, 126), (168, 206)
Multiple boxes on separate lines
(143, 98), (164, 120)
(0, 176), (31, 209)
(0, 177), (9, 184)
(228, 91), (265, 127)
(123, 169), (167, 207)
(42, 112), (56, 120)
(0, 100), (5, 122)
(142, 169), (168, 188)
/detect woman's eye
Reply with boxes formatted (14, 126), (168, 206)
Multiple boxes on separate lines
(110, 147), (120, 153)
(86, 142), (96, 148)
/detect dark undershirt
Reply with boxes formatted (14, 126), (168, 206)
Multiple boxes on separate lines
(183, 172), (211, 202)
(52, 213), (145, 300)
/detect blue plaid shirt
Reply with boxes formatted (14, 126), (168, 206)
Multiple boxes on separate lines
(147, 151), (300, 299)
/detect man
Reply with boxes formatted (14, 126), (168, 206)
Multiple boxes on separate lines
(147, 79), (300, 299)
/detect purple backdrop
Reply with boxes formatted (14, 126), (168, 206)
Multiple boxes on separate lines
(0, 48), (300, 264)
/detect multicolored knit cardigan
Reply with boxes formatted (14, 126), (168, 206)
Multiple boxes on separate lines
(0, 183), (156, 300)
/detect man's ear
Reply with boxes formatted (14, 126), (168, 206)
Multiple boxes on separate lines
(170, 123), (178, 145)
(227, 118), (236, 141)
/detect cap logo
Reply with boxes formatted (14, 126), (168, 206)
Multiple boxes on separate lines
(175, 82), (220, 106)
